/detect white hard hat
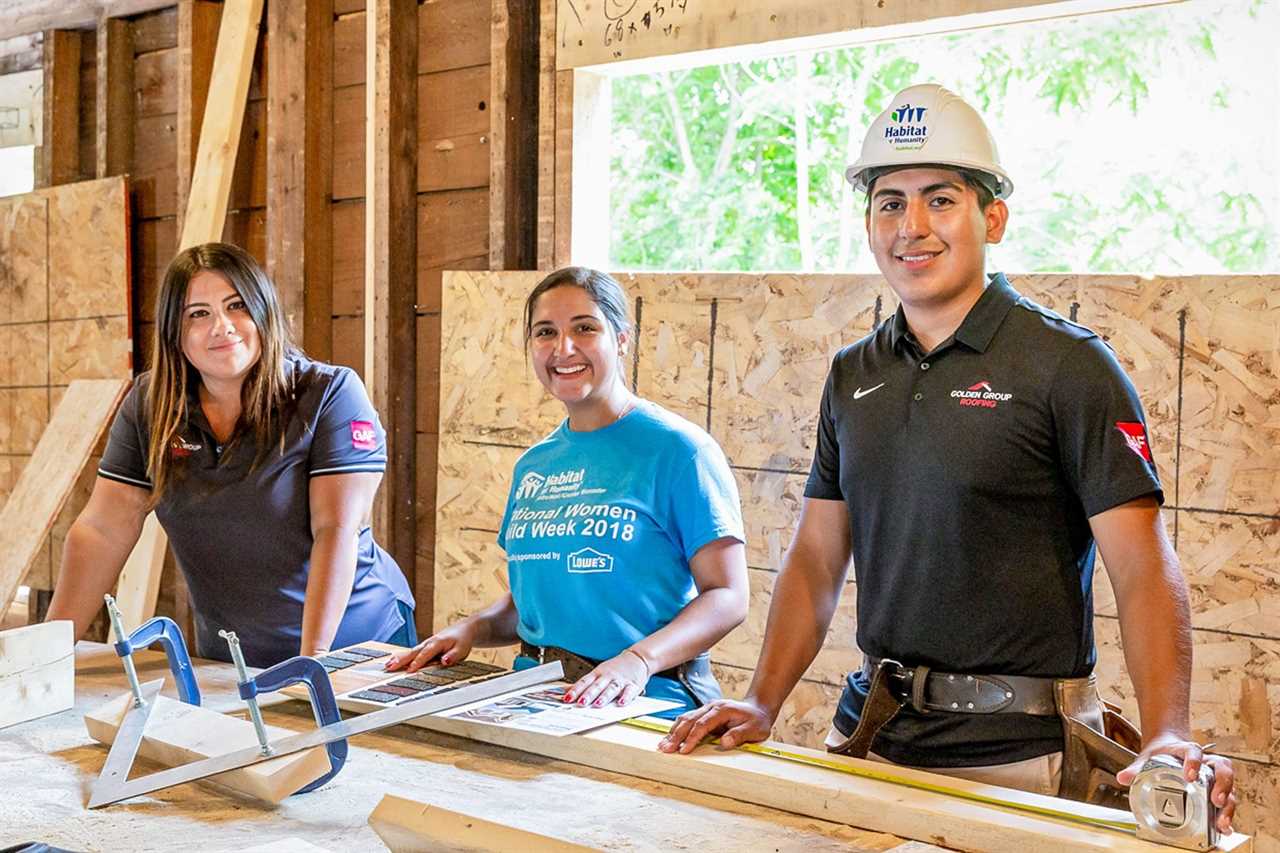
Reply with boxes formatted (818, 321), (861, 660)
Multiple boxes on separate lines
(845, 83), (1013, 199)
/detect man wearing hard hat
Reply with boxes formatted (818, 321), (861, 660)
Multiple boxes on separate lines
(659, 83), (1236, 828)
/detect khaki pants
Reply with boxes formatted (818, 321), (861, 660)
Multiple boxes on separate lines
(824, 725), (1063, 797)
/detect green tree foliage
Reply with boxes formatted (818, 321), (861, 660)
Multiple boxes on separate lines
(609, 0), (1278, 274)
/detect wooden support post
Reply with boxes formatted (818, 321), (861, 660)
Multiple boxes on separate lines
(490, 0), (540, 271)
(177, 0), (221, 237)
(37, 29), (81, 188)
(364, 0), (417, 573)
(535, 0), (556, 270)
(266, 0), (333, 356)
(95, 16), (134, 179)
(0, 621), (74, 730)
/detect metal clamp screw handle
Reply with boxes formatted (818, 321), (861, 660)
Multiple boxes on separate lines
(104, 594), (145, 708)
(220, 630), (273, 757)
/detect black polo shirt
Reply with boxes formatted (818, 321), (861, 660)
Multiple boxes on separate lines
(809, 273), (1162, 767)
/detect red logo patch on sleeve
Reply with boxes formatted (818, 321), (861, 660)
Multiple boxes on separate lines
(1115, 421), (1152, 462)
(350, 420), (377, 451)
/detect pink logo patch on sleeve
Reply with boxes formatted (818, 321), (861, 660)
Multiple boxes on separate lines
(1115, 421), (1152, 462)
(351, 420), (377, 450)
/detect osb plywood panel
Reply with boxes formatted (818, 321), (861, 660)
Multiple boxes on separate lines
(438, 271), (1280, 845)
(1178, 278), (1280, 516)
(0, 194), (48, 323)
(710, 275), (888, 470)
(0, 177), (131, 592)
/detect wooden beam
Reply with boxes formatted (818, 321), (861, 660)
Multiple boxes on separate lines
(95, 15), (133, 179)
(400, 714), (1252, 853)
(0, 621), (73, 730)
(112, 513), (167, 632)
(1, 1), (173, 41)
(85, 690), (330, 803)
(37, 29), (81, 188)
(364, 0), (417, 572)
(535, 0), (556, 269)
(176, 0), (221, 237)
(368, 793), (597, 853)
(553, 0), (1181, 70)
(266, 0), (333, 355)
(490, 0), (540, 271)
(0, 379), (128, 617)
(178, 0), (264, 251)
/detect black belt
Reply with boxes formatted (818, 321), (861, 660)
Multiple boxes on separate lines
(520, 641), (685, 683)
(861, 656), (1061, 716)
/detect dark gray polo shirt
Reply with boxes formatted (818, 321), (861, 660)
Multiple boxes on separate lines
(809, 274), (1162, 767)
(99, 353), (413, 667)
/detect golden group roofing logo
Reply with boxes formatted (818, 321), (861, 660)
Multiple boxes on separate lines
(950, 380), (1013, 409)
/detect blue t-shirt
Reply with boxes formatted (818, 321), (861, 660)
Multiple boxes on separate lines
(498, 400), (744, 712)
(99, 353), (414, 666)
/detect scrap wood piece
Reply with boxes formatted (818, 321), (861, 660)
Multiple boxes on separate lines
(84, 690), (330, 804)
(396, 715), (1251, 853)
(112, 512), (167, 631)
(0, 378), (128, 616)
(0, 620), (74, 729)
(369, 792), (597, 853)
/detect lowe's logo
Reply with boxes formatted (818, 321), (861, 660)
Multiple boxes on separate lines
(891, 104), (927, 123)
(567, 547), (613, 574)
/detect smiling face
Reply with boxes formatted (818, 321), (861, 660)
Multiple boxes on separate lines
(528, 285), (629, 410)
(866, 166), (1008, 311)
(180, 270), (262, 386)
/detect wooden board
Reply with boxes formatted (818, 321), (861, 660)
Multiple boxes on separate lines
(0, 620), (73, 729)
(84, 690), (331, 804)
(387, 710), (1251, 853)
(552, 0), (1179, 70)
(112, 513), (167, 632)
(369, 792), (597, 853)
(0, 379), (128, 616)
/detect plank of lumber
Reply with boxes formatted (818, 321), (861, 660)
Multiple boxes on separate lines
(369, 792), (598, 852)
(178, 0), (264, 251)
(176, 0), (221, 237)
(0, 620), (74, 729)
(0, 379), (128, 617)
(394, 714), (1252, 853)
(85, 691), (331, 803)
(112, 512), (167, 631)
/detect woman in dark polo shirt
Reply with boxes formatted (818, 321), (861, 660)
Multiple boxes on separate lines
(46, 242), (414, 666)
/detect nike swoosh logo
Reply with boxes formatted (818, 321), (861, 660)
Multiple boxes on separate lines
(853, 383), (885, 400)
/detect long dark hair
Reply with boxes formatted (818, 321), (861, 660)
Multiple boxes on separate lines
(146, 242), (295, 500)
(523, 266), (634, 345)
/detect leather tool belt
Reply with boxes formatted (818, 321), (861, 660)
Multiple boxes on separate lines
(519, 641), (722, 706)
(828, 656), (1142, 808)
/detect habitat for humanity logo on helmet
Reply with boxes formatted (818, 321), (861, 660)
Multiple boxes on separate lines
(885, 101), (928, 150)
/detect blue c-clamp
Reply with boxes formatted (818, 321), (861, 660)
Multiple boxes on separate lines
(107, 597), (202, 707)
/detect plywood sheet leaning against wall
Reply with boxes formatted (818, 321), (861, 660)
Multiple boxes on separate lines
(0, 176), (133, 602)
(0, 378), (129, 618)
(0, 619), (73, 729)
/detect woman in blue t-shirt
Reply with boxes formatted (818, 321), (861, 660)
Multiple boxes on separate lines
(388, 267), (749, 714)
(46, 243), (415, 666)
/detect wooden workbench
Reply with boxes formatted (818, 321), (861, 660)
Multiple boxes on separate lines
(0, 643), (924, 852)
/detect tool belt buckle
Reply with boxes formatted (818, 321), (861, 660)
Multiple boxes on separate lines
(878, 658), (932, 715)
(537, 645), (546, 665)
